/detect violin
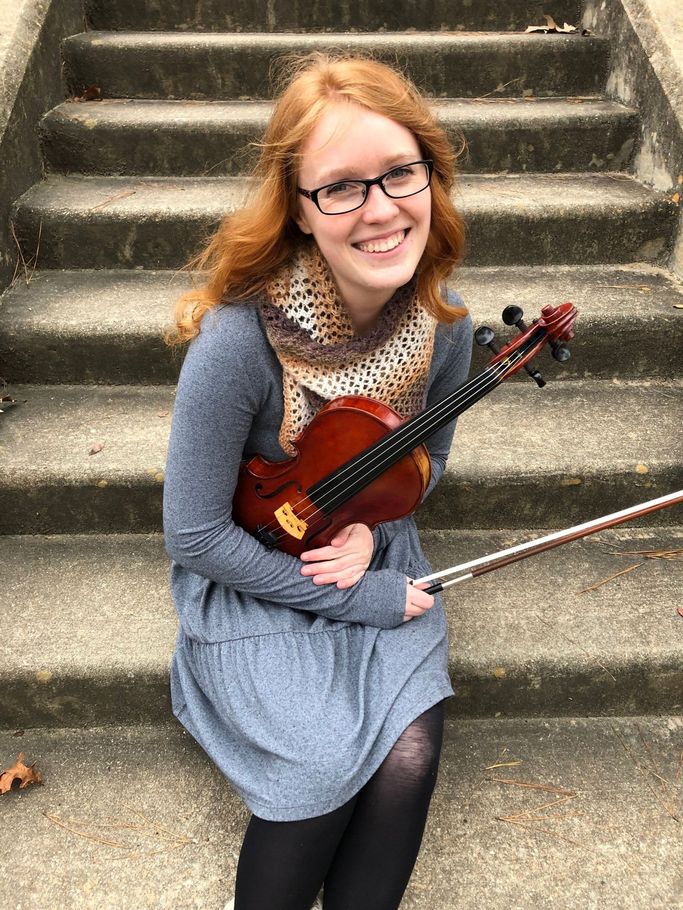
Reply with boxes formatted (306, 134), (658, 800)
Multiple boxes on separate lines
(232, 303), (578, 557)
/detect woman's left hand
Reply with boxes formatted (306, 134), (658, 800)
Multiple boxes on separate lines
(300, 523), (375, 589)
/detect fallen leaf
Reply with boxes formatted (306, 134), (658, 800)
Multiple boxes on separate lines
(525, 16), (591, 34)
(672, 193), (681, 204)
(0, 753), (43, 793)
(674, 304), (683, 309)
(677, 607), (683, 618)
(89, 441), (105, 455)
(157, 410), (170, 418)
(73, 85), (102, 102)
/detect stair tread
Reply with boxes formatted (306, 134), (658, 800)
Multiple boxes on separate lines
(1, 716), (682, 908)
(3, 264), (680, 336)
(1, 380), (680, 485)
(14, 171), (672, 216)
(46, 97), (637, 127)
(68, 29), (606, 48)
(0, 527), (681, 725)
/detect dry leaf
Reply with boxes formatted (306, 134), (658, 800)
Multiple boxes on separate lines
(672, 193), (681, 204)
(677, 607), (683, 618)
(73, 85), (102, 102)
(157, 410), (170, 418)
(525, 16), (590, 34)
(89, 441), (105, 455)
(674, 304), (683, 309)
(0, 753), (43, 793)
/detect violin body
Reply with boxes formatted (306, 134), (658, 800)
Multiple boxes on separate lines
(233, 395), (431, 557)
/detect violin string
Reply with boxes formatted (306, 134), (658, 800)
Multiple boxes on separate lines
(257, 340), (534, 545)
(259, 343), (531, 545)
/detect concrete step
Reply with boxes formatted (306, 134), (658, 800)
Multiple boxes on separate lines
(1, 526), (681, 728)
(40, 98), (638, 176)
(2, 716), (682, 910)
(2, 265), (682, 384)
(10, 173), (678, 269)
(1, 717), (682, 910)
(0, 380), (680, 535)
(63, 31), (609, 101)
(84, 0), (583, 34)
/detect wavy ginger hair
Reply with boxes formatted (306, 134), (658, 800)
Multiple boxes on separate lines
(166, 53), (466, 346)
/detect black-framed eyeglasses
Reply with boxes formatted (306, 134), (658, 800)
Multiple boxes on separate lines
(297, 159), (434, 215)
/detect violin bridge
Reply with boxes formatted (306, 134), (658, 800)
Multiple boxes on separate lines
(274, 502), (308, 540)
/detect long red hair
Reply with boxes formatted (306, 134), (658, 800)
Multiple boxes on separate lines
(166, 53), (466, 346)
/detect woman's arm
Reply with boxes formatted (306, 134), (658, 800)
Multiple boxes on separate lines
(163, 305), (407, 629)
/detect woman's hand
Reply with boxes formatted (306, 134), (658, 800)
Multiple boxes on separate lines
(300, 523), (375, 589)
(403, 581), (434, 622)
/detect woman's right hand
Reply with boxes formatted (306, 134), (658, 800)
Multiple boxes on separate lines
(403, 579), (435, 622)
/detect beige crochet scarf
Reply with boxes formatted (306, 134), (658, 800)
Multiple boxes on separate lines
(259, 242), (437, 455)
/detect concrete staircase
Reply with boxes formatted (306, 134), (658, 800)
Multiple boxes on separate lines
(1, 1), (682, 907)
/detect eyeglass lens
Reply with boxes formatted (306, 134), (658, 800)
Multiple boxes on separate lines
(317, 162), (431, 214)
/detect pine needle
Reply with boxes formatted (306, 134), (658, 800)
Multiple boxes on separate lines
(577, 562), (643, 594)
(487, 778), (577, 796)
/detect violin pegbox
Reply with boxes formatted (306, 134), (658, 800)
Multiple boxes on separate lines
(475, 301), (578, 386)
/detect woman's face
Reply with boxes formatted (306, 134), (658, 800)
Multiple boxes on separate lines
(294, 103), (432, 317)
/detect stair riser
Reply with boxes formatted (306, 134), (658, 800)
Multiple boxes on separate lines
(84, 0), (583, 33)
(63, 34), (609, 100)
(40, 108), (638, 176)
(1, 472), (679, 535)
(2, 662), (679, 728)
(3, 308), (678, 384)
(12, 201), (677, 269)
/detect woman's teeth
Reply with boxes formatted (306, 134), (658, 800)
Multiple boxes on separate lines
(356, 230), (406, 253)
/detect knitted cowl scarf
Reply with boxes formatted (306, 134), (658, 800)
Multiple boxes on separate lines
(259, 242), (437, 456)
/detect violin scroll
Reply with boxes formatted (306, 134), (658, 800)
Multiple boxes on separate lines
(476, 302), (577, 385)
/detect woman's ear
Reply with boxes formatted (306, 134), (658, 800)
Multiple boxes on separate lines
(294, 203), (313, 235)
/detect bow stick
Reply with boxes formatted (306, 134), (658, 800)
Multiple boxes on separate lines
(413, 489), (683, 594)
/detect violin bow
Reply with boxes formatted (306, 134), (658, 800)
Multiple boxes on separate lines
(413, 489), (683, 594)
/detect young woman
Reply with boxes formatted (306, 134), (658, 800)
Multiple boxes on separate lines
(163, 54), (473, 910)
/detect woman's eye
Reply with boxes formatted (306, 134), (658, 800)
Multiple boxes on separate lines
(386, 166), (413, 181)
(324, 182), (355, 197)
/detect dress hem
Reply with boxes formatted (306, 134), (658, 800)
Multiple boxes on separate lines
(235, 683), (454, 822)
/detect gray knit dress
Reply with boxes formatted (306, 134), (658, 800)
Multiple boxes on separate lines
(163, 292), (473, 822)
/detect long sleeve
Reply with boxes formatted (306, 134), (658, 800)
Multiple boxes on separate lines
(163, 305), (407, 629)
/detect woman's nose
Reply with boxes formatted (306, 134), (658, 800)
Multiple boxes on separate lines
(361, 184), (400, 221)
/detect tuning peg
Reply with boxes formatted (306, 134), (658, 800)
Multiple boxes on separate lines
(550, 342), (571, 362)
(474, 325), (500, 354)
(502, 305), (528, 332)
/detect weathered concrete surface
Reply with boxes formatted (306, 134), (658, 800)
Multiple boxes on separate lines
(10, 173), (678, 268)
(1, 716), (682, 908)
(40, 97), (638, 176)
(1, 264), (682, 383)
(0, 0), (83, 292)
(0, 527), (681, 726)
(0, 380), (680, 534)
(62, 31), (610, 101)
(83, 0), (583, 34)
(583, 0), (683, 277)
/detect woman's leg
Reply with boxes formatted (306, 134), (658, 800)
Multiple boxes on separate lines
(322, 700), (445, 910)
(234, 796), (357, 910)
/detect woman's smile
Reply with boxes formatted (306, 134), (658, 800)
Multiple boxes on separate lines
(353, 228), (409, 254)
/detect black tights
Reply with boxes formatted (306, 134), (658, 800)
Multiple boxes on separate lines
(234, 700), (444, 910)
